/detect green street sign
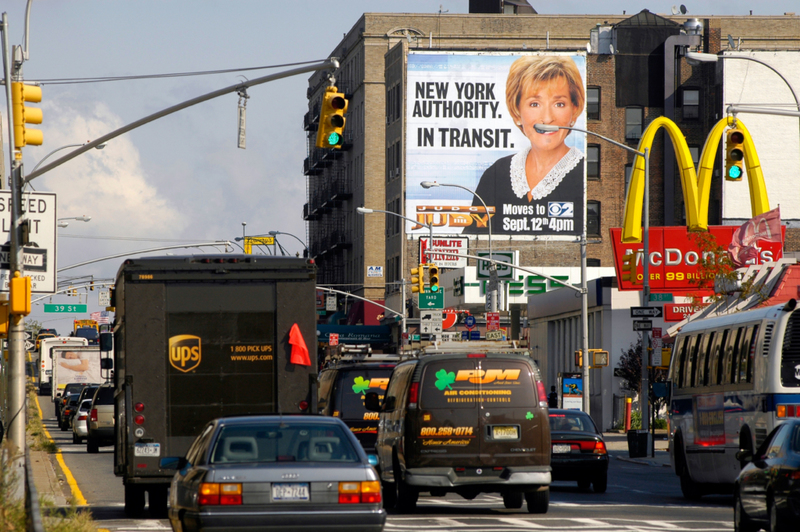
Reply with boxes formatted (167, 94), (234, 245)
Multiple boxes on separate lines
(44, 304), (87, 313)
(419, 292), (444, 309)
(650, 293), (674, 302)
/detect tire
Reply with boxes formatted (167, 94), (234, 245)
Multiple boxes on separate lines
(396, 479), (418, 513)
(525, 488), (549, 514)
(125, 484), (146, 517)
(381, 481), (397, 510)
(577, 479), (591, 490)
(502, 491), (524, 509)
(734, 492), (757, 532)
(149, 485), (169, 518)
(593, 473), (608, 494)
(768, 496), (783, 532)
(680, 471), (703, 500)
(72, 432), (79, 444)
(87, 437), (99, 454)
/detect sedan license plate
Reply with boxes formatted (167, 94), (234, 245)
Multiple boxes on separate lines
(272, 483), (309, 502)
(492, 426), (519, 440)
(552, 444), (572, 454)
(134, 443), (161, 457)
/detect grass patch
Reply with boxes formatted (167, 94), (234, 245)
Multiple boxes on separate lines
(27, 390), (58, 454)
(39, 500), (96, 532)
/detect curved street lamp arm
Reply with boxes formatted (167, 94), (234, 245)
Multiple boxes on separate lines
(57, 241), (233, 272)
(316, 286), (405, 319)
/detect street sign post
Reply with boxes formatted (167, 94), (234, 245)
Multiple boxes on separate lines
(329, 333), (339, 347)
(633, 320), (653, 331)
(630, 307), (663, 318)
(419, 292), (444, 309)
(486, 312), (500, 331)
(420, 310), (443, 335)
(44, 304), (87, 313)
(0, 190), (56, 293)
(464, 314), (476, 330)
(650, 293), (674, 302)
(98, 289), (111, 307)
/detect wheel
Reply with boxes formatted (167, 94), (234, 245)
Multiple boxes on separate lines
(502, 491), (524, 509)
(149, 485), (169, 517)
(60, 420), (68, 431)
(396, 479), (418, 513)
(525, 488), (549, 514)
(72, 432), (79, 444)
(734, 492), (757, 532)
(87, 437), (99, 454)
(680, 471), (703, 500)
(381, 481), (397, 510)
(125, 484), (146, 517)
(593, 473), (608, 493)
(768, 496), (783, 532)
(578, 479), (591, 490)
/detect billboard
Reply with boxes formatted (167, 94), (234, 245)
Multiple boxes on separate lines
(406, 51), (587, 240)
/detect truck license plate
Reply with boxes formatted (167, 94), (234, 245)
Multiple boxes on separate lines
(552, 444), (572, 454)
(134, 443), (161, 457)
(272, 483), (309, 501)
(492, 426), (519, 439)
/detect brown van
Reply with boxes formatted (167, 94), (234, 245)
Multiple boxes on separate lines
(366, 342), (551, 513)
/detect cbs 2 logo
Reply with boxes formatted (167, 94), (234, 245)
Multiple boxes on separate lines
(548, 202), (574, 218)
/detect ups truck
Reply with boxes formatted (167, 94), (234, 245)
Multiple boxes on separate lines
(111, 255), (317, 516)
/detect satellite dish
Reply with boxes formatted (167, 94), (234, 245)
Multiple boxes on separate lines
(609, 43), (615, 55)
(680, 4), (687, 14)
(671, 5), (679, 15)
(586, 42), (591, 54)
(728, 34), (736, 49)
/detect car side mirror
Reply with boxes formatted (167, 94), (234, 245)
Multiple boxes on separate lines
(101, 358), (113, 370)
(735, 449), (753, 464)
(159, 456), (188, 470)
(99, 332), (113, 352)
(364, 392), (381, 412)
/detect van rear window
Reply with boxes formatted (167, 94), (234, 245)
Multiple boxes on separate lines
(335, 368), (393, 420)
(420, 359), (535, 409)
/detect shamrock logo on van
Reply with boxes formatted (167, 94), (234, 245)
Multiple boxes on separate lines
(352, 376), (370, 394)
(434, 369), (456, 391)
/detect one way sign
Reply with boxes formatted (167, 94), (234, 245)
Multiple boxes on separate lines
(630, 307), (663, 318)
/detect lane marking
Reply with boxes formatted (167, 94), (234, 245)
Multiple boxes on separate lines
(35, 395), (88, 506)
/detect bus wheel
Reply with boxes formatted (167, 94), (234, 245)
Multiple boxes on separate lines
(680, 471), (703, 501)
(148, 485), (169, 517)
(124, 484), (146, 517)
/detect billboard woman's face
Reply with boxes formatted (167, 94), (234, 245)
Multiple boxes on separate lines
(518, 75), (576, 155)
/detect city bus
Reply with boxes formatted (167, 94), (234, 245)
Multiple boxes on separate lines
(667, 298), (800, 499)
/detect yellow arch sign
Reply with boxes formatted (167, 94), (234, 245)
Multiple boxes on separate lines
(621, 116), (771, 243)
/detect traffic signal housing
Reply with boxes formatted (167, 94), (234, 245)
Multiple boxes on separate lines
(411, 264), (425, 294)
(620, 252), (640, 285)
(11, 82), (43, 149)
(725, 129), (745, 181)
(428, 264), (440, 293)
(315, 86), (348, 149)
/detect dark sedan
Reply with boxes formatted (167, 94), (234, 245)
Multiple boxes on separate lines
(161, 415), (386, 532)
(548, 409), (609, 493)
(734, 419), (800, 532)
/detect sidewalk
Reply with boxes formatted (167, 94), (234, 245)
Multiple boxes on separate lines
(29, 449), (70, 507)
(603, 430), (672, 468)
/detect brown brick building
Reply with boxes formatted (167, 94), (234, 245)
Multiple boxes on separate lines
(303, 8), (800, 322)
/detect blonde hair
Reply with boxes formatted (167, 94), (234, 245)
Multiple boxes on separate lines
(506, 55), (585, 131)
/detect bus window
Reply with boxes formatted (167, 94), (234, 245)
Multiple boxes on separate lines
(681, 335), (696, 388)
(696, 333), (714, 386)
(723, 327), (743, 384)
(738, 325), (759, 384)
(711, 330), (728, 385)
(670, 337), (684, 383)
(687, 334), (702, 388)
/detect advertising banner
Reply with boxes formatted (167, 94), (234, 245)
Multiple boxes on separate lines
(419, 236), (468, 268)
(406, 51), (587, 240)
(610, 226), (785, 293)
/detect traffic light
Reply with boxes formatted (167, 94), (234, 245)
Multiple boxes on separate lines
(11, 82), (43, 149)
(90, 281), (95, 291)
(725, 129), (745, 181)
(428, 264), (440, 293)
(411, 263), (425, 294)
(620, 252), (641, 285)
(315, 86), (348, 149)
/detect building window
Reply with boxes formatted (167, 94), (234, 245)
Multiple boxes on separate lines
(625, 107), (643, 141)
(587, 87), (600, 120)
(682, 88), (700, 120)
(587, 145), (600, 179)
(587, 201), (601, 237)
(624, 164), (633, 196)
(689, 145), (700, 171)
(587, 258), (601, 267)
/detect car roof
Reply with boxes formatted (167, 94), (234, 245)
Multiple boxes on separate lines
(215, 415), (346, 427)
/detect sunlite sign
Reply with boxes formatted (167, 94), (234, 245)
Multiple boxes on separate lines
(420, 237), (468, 268)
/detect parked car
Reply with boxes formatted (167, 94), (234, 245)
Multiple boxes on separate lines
(734, 419), (800, 532)
(317, 352), (399, 464)
(87, 383), (115, 453)
(548, 409), (609, 493)
(161, 415), (386, 532)
(60, 394), (82, 431)
(366, 342), (552, 513)
(72, 399), (92, 444)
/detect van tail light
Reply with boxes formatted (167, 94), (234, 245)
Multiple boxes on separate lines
(199, 483), (242, 506)
(536, 380), (547, 406)
(299, 400), (309, 412)
(90, 409), (98, 422)
(339, 481), (381, 504)
(407, 382), (419, 408)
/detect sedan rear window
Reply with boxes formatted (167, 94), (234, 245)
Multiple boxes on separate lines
(549, 412), (598, 433)
(210, 423), (359, 464)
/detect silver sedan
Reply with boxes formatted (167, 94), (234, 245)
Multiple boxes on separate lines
(161, 415), (386, 532)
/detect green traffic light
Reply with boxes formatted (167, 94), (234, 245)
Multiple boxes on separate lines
(430, 285), (439, 292)
(728, 166), (742, 179)
(327, 132), (341, 146)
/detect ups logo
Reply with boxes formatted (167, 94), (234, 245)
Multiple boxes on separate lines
(456, 369), (521, 384)
(169, 335), (201, 373)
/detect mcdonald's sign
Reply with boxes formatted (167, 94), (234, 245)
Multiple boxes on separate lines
(614, 116), (782, 292)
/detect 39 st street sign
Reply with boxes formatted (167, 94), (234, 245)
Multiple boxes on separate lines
(0, 191), (56, 293)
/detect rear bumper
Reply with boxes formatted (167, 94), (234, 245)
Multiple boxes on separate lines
(405, 466), (551, 488)
(88, 426), (114, 443)
(177, 507), (386, 532)
(550, 455), (608, 481)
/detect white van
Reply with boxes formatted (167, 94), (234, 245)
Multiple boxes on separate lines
(39, 337), (88, 398)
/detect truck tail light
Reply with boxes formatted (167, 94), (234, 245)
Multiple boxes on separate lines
(299, 401), (309, 411)
(199, 483), (242, 506)
(134, 402), (145, 413)
(338, 481), (381, 504)
(407, 382), (419, 408)
(90, 409), (98, 422)
(134, 415), (145, 425)
(536, 380), (547, 406)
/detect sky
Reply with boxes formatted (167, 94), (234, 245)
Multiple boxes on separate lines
(2, 0), (799, 334)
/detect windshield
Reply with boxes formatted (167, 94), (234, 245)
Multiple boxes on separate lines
(75, 328), (99, 340)
(334, 368), (393, 420)
(210, 422), (359, 464)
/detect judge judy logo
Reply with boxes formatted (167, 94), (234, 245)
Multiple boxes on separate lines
(413, 205), (494, 230)
(169, 335), (201, 372)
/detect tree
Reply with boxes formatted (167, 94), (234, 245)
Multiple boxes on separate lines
(25, 319), (42, 338)
(616, 340), (668, 417)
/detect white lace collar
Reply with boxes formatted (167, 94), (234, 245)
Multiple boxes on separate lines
(510, 146), (583, 200)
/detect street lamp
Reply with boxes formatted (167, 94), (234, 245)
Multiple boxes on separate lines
(57, 215), (92, 228)
(535, 123), (650, 422)
(419, 181), (498, 313)
(30, 142), (107, 177)
(269, 231), (309, 257)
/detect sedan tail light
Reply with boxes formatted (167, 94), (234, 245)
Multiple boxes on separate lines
(78, 415), (87, 421)
(338, 481), (381, 504)
(199, 483), (242, 506)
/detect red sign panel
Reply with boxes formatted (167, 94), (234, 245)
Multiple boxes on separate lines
(442, 309), (458, 330)
(610, 226), (784, 293)
(486, 312), (500, 331)
(664, 303), (708, 322)
(329, 333), (339, 347)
